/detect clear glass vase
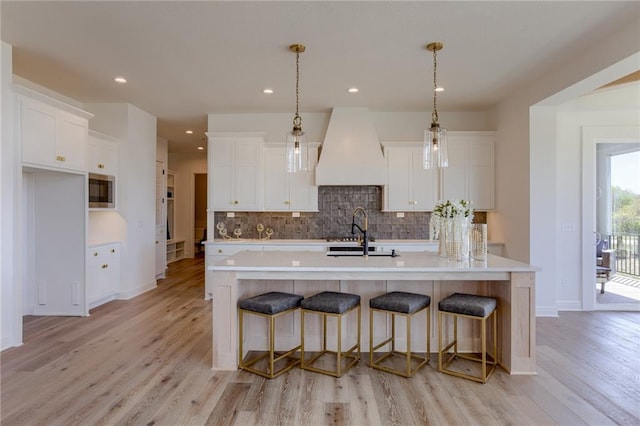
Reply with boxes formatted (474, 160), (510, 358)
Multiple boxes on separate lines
(445, 217), (470, 262)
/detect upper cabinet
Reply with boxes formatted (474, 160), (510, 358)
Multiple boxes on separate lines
(442, 132), (495, 210)
(87, 130), (118, 176)
(16, 86), (93, 172)
(208, 132), (264, 211)
(383, 143), (438, 212)
(264, 143), (319, 212)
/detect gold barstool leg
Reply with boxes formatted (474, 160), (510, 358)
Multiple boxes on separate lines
(438, 308), (498, 384)
(370, 305), (430, 378)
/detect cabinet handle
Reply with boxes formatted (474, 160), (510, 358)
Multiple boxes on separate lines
(56, 155), (66, 162)
(98, 164), (105, 169)
(102, 264), (108, 269)
(111, 249), (115, 253)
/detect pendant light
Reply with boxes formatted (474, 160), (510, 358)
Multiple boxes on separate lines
(423, 42), (448, 169)
(286, 44), (309, 173)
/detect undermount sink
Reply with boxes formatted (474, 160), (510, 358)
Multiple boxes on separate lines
(326, 250), (398, 257)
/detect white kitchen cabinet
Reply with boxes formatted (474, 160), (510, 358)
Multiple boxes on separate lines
(17, 87), (92, 172)
(209, 133), (264, 211)
(87, 130), (118, 175)
(383, 143), (437, 211)
(442, 132), (495, 211)
(264, 144), (318, 212)
(87, 242), (120, 309)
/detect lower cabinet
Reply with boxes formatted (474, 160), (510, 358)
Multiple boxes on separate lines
(87, 242), (120, 309)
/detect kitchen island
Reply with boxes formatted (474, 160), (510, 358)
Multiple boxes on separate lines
(208, 250), (537, 375)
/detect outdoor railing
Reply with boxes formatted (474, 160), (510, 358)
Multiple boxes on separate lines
(606, 233), (640, 277)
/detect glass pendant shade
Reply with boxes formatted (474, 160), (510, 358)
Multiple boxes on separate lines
(286, 126), (309, 172)
(423, 124), (448, 169)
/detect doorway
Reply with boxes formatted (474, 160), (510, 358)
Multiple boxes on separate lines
(194, 173), (207, 256)
(582, 127), (640, 311)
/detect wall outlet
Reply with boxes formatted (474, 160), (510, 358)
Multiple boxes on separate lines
(226, 212), (235, 218)
(396, 212), (405, 218)
(292, 212), (300, 218)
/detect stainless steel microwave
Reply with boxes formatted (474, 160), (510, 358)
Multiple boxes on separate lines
(88, 173), (115, 208)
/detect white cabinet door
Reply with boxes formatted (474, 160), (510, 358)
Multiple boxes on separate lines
(19, 95), (88, 172)
(443, 132), (495, 210)
(264, 145), (318, 211)
(87, 243), (120, 308)
(21, 97), (57, 167)
(87, 131), (118, 175)
(209, 134), (264, 211)
(384, 144), (437, 211)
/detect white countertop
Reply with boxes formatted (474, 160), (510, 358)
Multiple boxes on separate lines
(209, 250), (535, 273)
(205, 238), (504, 246)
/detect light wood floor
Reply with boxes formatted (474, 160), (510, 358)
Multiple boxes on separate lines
(2, 256), (639, 426)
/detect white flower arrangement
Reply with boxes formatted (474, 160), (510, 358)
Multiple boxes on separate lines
(430, 199), (474, 240)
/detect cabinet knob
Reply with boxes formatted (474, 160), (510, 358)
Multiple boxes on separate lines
(93, 252), (98, 256)
(218, 249), (222, 253)
(102, 264), (108, 269)
(111, 249), (115, 253)
(98, 164), (105, 169)
(233, 200), (238, 205)
(56, 155), (66, 162)
(284, 201), (290, 205)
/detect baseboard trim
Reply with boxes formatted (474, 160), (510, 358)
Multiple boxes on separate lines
(536, 306), (559, 317)
(117, 280), (157, 300)
(557, 300), (582, 311)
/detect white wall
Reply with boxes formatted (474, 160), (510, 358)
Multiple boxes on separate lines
(208, 110), (493, 143)
(86, 103), (158, 299)
(1, 41), (21, 349)
(167, 152), (207, 258)
(495, 17), (639, 316)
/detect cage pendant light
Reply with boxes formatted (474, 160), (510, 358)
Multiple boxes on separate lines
(286, 44), (309, 173)
(423, 42), (448, 169)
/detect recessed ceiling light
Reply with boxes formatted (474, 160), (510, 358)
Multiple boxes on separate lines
(186, 130), (194, 134)
(347, 87), (359, 93)
(197, 146), (204, 150)
(263, 88), (274, 94)
(114, 76), (127, 84)
(435, 87), (444, 92)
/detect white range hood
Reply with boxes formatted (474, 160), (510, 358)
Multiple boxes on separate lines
(315, 107), (388, 186)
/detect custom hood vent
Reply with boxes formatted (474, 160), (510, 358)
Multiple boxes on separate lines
(315, 107), (388, 186)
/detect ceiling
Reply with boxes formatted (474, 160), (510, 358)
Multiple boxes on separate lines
(2, 1), (639, 153)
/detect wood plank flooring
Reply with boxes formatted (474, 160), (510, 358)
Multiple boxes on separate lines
(2, 255), (639, 425)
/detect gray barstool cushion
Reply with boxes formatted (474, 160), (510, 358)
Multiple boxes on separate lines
(438, 293), (496, 318)
(301, 291), (360, 314)
(238, 291), (304, 315)
(370, 291), (431, 314)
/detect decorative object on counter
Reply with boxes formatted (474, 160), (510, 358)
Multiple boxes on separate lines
(216, 222), (232, 240)
(470, 223), (488, 261)
(233, 225), (243, 239)
(286, 43), (310, 173)
(264, 227), (273, 239)
(423, 42), (448, 170)
(430, 200), (474, 260)
(256, 223), (264, 239)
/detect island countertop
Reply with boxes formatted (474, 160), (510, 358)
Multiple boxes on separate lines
(208, 250), (535, 275)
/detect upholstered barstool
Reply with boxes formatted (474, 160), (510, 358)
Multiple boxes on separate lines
(238, 291), (304, 379)
(438, 292), (497, 383)
(300, 291), (361, 377)
(369, 291), (431, 378)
